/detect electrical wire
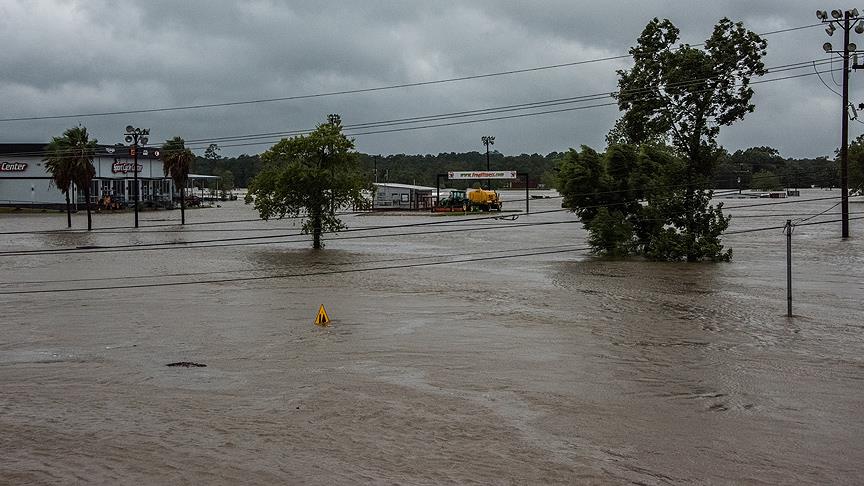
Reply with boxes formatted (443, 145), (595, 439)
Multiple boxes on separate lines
(0, 23), (821, 124)
(0, 243), (584, 287)
(0, 192), (842, 257)
(1, 210), (859, 296)
(0, 58), (837, 159)
(0, 168), (802, 236)
(0, 245), (594, 295)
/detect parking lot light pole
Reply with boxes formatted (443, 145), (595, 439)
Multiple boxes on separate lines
(482, 135), (495, 190)
(124, 126), (149, 228)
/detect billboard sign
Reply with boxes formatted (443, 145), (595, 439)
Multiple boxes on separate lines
(448, 170), (517, 180)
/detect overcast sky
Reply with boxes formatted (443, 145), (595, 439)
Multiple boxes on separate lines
(0, 0), (859, 159)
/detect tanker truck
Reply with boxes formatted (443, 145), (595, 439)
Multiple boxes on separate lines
(467, 188), (501, 211)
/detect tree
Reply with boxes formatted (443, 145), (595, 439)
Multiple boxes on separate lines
(848, 134), (864, 194)
(603, 17), (764, 261)
(558, 143), (732, 261)
(43, 143), (75, 228)
(245, 116), (369, 249)
(44, 126), (97, 230)
(161, 136), (194, 225)
(752, 169), (781, 191)
(204, 143), (222, 161)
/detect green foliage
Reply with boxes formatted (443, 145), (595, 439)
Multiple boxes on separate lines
(558, 143), (731, 261)
(611, 18), (766, 169)
(44, 126), (98, 229)
(245, 118), (370, 248)
(161, 136), (193, 189)
(585, 208), (635, 256)
(713, 147), (836, 189)
(583, 17), (762, 262)
(751, 169), (781, 191)
(849, 134), (864, 194)
(161, 136), (194, 223)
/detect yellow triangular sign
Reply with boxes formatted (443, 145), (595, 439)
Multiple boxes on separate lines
(314, 304), (330, 326)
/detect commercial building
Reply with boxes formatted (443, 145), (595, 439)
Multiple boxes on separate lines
(372, 182), (436, 210)
(0, 143), (175, 209)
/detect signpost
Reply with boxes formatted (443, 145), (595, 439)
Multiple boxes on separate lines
(447, 170), (517, 180)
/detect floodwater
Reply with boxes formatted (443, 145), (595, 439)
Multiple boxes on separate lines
(1, 189), (862, 484)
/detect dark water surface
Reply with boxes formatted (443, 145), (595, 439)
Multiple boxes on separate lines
(1, 191), (862, 484)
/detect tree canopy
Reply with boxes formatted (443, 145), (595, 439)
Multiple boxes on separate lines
(561, 17), (764, 262)
(44, 126), (97, 229)
(161, 136), (194, 224)
(245, 117), (369, 248)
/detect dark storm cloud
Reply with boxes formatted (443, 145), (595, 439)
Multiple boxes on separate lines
(0, 0), (857, 159)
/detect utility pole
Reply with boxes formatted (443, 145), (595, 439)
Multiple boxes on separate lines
(124, 126), (149, 228)
(482, 135), (495, 190)
(785, 219), (793, 317)
(818, 8), (864, 238)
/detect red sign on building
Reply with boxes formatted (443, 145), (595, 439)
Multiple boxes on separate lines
(111, 161), (142, 174)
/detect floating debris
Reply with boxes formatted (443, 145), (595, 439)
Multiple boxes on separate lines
(166, 361), (206, 368)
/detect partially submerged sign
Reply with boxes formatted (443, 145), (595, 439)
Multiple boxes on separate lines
(448, 170), (517, 180)
(314, 304), (330, 326)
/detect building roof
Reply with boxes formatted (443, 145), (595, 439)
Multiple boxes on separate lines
(373, 182), (435, 191)
(188, 174), (221, 180)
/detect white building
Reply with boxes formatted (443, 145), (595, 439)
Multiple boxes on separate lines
(372, 182), (436, 210)
(0, 143), (175, 209)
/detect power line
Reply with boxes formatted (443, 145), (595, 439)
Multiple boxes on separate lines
(0, 193), (841, 257)
(0, 245), (594, 295)
(0, 169), (798, 237)
(0, 243), (583, 287)
(0, 58), (837, 159)
(2, 209), (859, 296)
(0, 23), (820, 124)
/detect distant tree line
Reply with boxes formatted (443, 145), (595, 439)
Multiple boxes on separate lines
(712, 146), (838, 191)
(190, 146), (563, 190)
(188, 143), (847, 193)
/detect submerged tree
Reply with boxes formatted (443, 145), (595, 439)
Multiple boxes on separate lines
(558, 143), (732, 261)
(245, 115), (369, 248)
(161, 137), (194, 224)
(44, 126), (97, 230)
(580, 17), (765, 261)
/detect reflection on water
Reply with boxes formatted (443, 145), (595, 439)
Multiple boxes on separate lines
(1, 192), (863, 484)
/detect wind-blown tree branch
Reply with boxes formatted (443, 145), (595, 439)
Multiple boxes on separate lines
(604, 17), (764, 261)
(44, 126), (98, 230)
(245, 117), (369, 249)
(161, 136), (194, 224)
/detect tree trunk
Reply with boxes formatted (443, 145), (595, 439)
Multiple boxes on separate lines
(65, 191), (72, 228)
(312, 206), (322, 249)
(180, 185), (186, 225)
(84, 184), (92, 231)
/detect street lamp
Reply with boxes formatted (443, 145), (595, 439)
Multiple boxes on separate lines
(817, 8), (864, 238)
(124, 125), (149, 228)
(481, 135), (495, 190)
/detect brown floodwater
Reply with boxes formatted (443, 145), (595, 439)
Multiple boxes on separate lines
(1, 190), (862, 484)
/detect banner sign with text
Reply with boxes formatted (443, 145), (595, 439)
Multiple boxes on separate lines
(447, 170), (517, 180)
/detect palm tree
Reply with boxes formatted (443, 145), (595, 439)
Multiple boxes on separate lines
(161, 137), (193, 224)
(44, 126), (97, 229)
